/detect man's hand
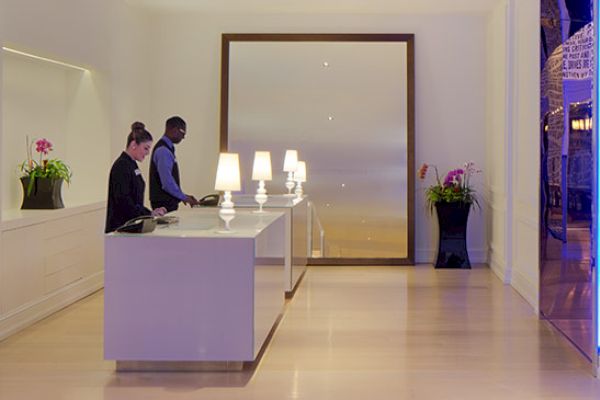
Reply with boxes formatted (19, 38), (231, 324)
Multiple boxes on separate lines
(183, 194), (199, 207)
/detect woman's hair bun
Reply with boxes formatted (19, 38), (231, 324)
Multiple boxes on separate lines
(126, 121), (153, 147)
(131, 121), (145, 131)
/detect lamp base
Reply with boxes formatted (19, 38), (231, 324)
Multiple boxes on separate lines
(285, 172), (295, 196)
(295, 182), (303, 197)
(255, 186), (267, 212)
(218, 191), (235, 232)
(217, 211), (235, 233)
(219, 191), (235, 213)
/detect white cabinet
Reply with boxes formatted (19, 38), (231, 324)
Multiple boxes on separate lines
(0, 224), (44, 314)
(105, 209), (286, 367)
(0, 204), (105, 339)
(43, 214), (86, 294)
(233, 195), (309, 296)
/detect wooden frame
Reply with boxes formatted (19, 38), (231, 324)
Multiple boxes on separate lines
(220, 33), (415, 265)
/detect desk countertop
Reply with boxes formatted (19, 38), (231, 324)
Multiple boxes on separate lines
(232, 194), (306, 208)
(108, 208), (285, 239)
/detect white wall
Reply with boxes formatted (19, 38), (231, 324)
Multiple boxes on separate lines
(144, 11), (489, 263)
(0, 0), (112, 69)
(0, 0), (153, 214)
(486, 0), (540, 310)
(2, 54), (71, 209)
(486, 1), (510, 282)
(509, 0), (540, 309)
(0, 0), (113, 213)
(108, 1), (154, 160)
(1, 52), (111, 209)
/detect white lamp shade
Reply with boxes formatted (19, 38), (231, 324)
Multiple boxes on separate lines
(295, 161), (306, 182)
(214, 153), (241, 191)
(252, 151), (272, 181)
(283, 149), (298, 172)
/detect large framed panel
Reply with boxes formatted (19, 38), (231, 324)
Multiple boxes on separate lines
(221, 34), (414, 265)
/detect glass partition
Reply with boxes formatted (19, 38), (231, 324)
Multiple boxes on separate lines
(540, 0), (595, 362)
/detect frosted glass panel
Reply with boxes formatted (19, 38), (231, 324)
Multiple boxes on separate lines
(222, 35), (414, 262)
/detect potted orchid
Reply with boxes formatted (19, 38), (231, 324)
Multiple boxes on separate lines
(19, 137), (72, 209)
(418, 162), (480, 212)
(418, 162), (481, 269)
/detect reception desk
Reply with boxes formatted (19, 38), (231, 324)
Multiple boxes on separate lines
(104, 209), (285, 369)
(233, 195), (308, 297)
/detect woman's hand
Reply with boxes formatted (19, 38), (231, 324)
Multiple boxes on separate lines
(151, 207), (167, 217)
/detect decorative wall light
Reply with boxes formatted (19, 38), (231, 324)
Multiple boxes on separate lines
(252, 151), (272, 213)
(214, 153), (241, 231)
(283, 149), (298, 196)
(595, 16), (600, 351)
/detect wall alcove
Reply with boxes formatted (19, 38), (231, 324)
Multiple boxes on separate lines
(1, 47), (110, 217)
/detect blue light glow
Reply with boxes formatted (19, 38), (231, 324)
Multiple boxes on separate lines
(597, 12), (600, 351)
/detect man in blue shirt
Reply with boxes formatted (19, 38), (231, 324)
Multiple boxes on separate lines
(149, 116), (199, 212)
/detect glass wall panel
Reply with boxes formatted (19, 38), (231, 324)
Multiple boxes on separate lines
(540, 0), (595, 360)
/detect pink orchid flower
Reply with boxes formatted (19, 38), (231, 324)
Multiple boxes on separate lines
(35, 138), (53, 155)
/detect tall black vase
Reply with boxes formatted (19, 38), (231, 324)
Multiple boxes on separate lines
(434, 201), (471, 269)
(20, 177), (65, 209)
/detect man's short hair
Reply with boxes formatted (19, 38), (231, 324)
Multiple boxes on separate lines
(166, 116), (186, 130)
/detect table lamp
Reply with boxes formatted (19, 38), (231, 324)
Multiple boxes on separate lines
(214, 152), (241, 231)
(283, 149), (298, 196)
(294, 161), (306, 197)
(252, 151), (272, 213)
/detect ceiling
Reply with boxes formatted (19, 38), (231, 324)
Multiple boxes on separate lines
(126, 0), (505, 14)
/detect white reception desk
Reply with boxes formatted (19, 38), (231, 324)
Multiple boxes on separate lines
(233, 195), (308, 297)
(104, 208), (285, 370)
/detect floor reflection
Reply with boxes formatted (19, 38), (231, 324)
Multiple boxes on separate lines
(2, 267), (600, 399)
(540, 221), (593, 359)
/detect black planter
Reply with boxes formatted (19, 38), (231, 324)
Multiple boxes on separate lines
(20, 177), (65, 209)
(434, 201), (471, 269)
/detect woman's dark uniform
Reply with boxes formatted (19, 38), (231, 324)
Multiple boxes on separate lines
(105, 152), (151, 233)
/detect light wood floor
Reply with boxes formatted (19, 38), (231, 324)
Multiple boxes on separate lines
(1, 265), (599, 399)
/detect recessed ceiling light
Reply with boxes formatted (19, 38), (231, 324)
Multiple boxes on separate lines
(328, 116), (334, 121)
(323, 61), (329, 67)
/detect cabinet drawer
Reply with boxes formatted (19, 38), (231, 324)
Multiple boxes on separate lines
(43, 229), (84, 256)
(45, 246), (84, 276)
(0, 225), (45, 314)
(45, 264), (83, 294)
(42, 214), (82, 239)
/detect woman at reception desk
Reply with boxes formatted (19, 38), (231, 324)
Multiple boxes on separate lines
(105, 122), (166, 233)
(104, 208), (286, 371)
